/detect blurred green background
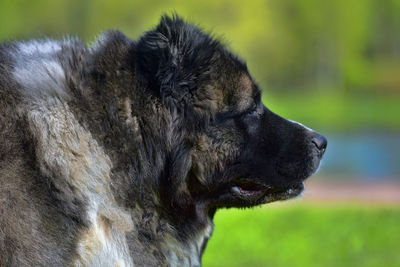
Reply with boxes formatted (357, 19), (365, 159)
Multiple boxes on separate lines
(1, 0), (399, 266)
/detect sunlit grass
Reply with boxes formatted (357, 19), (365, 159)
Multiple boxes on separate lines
(202, 203), (400, 267)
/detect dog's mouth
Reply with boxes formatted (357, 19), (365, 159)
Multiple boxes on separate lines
(230, 179), (304, 203)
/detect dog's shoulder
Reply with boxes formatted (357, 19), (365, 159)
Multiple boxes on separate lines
(0, 35), (139, 266)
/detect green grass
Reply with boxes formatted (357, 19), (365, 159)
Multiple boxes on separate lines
(202, 203), (400, 267)
(262, 90), (400, 133)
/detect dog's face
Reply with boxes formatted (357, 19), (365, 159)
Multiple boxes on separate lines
(137, 16), (327, 213)
(185, 62), (327, 210)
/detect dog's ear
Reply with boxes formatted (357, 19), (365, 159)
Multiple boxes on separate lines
(137, 15), (195, 109)
(137, 15), (219, 117)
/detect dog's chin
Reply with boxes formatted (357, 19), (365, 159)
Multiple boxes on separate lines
(230, 179), (304, 206)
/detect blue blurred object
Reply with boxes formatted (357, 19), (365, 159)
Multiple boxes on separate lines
(319, 133), (400, 180)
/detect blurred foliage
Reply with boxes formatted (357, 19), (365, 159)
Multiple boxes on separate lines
(0, 0), (399, 132)
(203, 204), (400, 267)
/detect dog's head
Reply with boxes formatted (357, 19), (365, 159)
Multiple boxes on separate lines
(137, 15), (327, 214)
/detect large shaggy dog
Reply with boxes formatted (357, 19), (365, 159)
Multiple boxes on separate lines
(0, 15), (327, 266)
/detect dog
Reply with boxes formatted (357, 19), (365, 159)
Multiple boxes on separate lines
(0, 15), (327, 266)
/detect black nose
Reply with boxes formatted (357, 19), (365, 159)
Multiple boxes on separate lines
(312, 133), (327, 155)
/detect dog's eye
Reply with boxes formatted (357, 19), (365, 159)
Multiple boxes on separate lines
(247, 109), (258, 117)
(246, 104), (259, 117)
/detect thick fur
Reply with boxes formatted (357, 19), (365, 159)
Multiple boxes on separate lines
(0, 15), (326, 266)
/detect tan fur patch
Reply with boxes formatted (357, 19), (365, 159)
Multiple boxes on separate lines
(236, 74), (254, 111)
(240, 74), (253, 94)
(123, 97), (140, 133)
(191, 129), (242, 187)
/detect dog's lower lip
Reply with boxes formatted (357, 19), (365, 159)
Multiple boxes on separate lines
(230, 181), (304, 202)
(231, 185), (266, 201)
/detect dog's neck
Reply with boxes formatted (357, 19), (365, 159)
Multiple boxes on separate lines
(96, 101), (214, 265)
(126, 206), (213, 266)
(162, 221), (213, 267)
